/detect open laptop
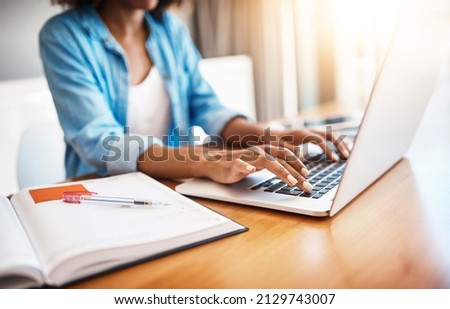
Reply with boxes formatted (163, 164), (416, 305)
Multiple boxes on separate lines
(176, 11), (450, 217)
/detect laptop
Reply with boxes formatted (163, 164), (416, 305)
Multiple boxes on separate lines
(176, 11), (450, 217)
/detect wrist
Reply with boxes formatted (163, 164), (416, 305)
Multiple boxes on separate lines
(187, 148), (211, 178)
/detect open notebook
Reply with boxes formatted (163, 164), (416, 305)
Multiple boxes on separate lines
(0, 172), (246, 288)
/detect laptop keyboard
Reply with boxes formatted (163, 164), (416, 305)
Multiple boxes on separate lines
(250, 156), (346, 199)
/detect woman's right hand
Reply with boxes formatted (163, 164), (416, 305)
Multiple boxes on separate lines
(200, 145), (313, 192)
(139, 144), (312, 192)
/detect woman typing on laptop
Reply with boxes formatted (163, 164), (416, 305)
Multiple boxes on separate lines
(40, 0), (351, 193)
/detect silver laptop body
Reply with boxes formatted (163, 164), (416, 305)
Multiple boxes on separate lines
(176, 11), (450, 217)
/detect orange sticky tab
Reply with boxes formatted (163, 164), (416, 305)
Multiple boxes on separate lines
(29, 184), (89, 204)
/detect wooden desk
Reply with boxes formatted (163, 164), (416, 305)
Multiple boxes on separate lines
(70, 89), (450, 288)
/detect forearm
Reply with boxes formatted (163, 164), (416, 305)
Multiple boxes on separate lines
(137, 145), (208, 179)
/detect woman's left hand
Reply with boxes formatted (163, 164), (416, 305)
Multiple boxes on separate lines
(221, 117), (354, 163)
(273, 128), (353, 161)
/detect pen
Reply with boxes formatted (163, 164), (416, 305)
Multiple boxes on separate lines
(62, 191), (169, 207)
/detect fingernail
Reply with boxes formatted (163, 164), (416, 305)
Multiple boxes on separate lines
(301, 168), (310, 178)
(287, 174), (298, 186)
(246, 165), (256, 172)
(303, 181), (313, 192)
(332, 153), (340, 161)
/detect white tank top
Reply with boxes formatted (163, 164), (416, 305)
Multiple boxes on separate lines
(127, 67), (171, 141)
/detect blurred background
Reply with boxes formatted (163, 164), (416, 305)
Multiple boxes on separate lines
(1, 0), (449, 194)
(2, 0), (449, 117)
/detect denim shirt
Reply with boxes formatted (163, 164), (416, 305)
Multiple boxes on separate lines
(39, 6), (242, 178)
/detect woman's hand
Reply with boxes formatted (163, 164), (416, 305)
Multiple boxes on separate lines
(274, 128), (353, 161)
(221, 117), (353, 162)
(138, 144), (312, 191)
(200, 145), (313, 192)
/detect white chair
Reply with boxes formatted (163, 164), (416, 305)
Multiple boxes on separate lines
(200, 55), (257, 120)
(0, 77), (57, 194)
(17, 121), (66, 189)
(194, 55), (257, 143)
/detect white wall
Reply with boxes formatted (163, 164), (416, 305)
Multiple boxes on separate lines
(0, 0), (61, 81)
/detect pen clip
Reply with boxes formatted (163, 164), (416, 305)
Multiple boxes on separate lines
(62, 191), (97, 204)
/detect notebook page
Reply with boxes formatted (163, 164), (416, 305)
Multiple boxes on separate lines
(0, 196), (43, 288)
